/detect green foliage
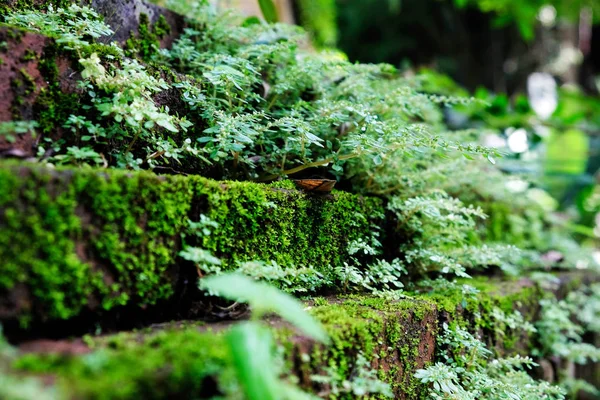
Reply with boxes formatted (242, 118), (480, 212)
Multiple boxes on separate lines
(535, 285), (600, 365)
(4, 4), (113, 51)
(226, 322), (286, 400)
(201, 273), (327, 400)
(529, 284), (600, 396)
(415, 323), (566, 399)
(5, 3), (559, 289)
(235, 260), (326, 294)
(14, 328), (238, 399)
(453, 0), (600, 40)
(201, 273), (329, 343)
(387, 190), (530, 279)
(0, 120), (37, 143)
(2, 2), (599, 398)
(257, 0), (279, 23)
(296, 0), (338, 47)
(4, 2), (497, 182)
(310, 352), (393, 397)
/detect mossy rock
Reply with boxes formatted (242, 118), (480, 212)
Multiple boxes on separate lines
(12, 295), (439, 399)
(0, 162), (385, 326)
(9, 278), (558, 400)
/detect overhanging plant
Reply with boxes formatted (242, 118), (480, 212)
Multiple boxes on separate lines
(201, 273), (328, 400)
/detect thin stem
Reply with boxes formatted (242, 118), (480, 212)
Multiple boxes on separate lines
(280, 139), (288, 172)
(257, 152), (359, 182)
(125, 127), (143, 154)
(266, 94), (279, 111)
(233, 151), (239, 170)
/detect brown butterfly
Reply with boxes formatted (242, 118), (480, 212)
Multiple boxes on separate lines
(293, 179), (336, 193)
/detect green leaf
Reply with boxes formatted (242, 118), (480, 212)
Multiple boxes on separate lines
(179, 247), (221, 265)
(373, 154), (383, 166)
(242, 16), (262, 27)
(277, 381), (320, 400)
(517, 20), (534, 42)
(201, 273), (329, 343)
(258, 0), (279, 23)
(227, 322), (279, 400)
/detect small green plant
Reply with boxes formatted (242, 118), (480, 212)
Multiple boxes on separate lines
(179, 216), (223, 275)
(200, 273), (328, 400)
(415, 323), (566, 399)
(334, 258), (407, 294)
(0, 121), (37, 144)
(310, 352), (393, 398)
(5, 2), (499, 181)
(4, 4), (113, 53)
(535, 287), (600, 365)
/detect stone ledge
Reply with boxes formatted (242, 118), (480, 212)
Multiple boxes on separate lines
(9, 276), (557, 399)
(0, 162), (384, 324)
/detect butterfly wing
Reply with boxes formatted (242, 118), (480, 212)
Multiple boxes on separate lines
(293, 179), (336, 192)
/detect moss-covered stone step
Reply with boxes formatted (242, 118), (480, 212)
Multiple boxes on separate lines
(7, 276), (557, 399)
(0, 162), (385, 326)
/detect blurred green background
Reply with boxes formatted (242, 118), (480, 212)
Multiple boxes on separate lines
(282, 0), (600, 238)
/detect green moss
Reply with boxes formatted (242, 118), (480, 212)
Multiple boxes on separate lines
(479, 201), (546, 249)
(21, 48), (36, 61)
(154, 15), (171, 38)
(11, 296), (437, 399)
(0, 0), (71, 21)
(303, 296), (437, 398)
(35, 42), (82, 135)
(2, 26), (24, 43)
(197, 181), (384, 283)
(18, 67), (35, 94)
(0, 163), (384, 323)
(9, 66), (37, 118)
(0, 167), (98, 322)
(10, 283), (552, 400)
(125, 14), (171, 60)
(412, 277), (542, 357)
(80, 42), (124, 60)
(14, 328), (235, 400)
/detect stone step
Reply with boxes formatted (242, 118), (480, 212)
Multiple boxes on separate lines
(0, 162), (385, 331)
(8, 275), (566, 400)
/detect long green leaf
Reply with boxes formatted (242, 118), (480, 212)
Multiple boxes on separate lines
(258, 0), (279, 23)
(201, 273), (329, 343)
(227, 322), (279, 400)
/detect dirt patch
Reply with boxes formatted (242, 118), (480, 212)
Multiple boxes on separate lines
(19, 338), (91, 356)
(0, 28), (79, 158)
(0, 28), (49, 156)
(0, 283), (32, 320)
